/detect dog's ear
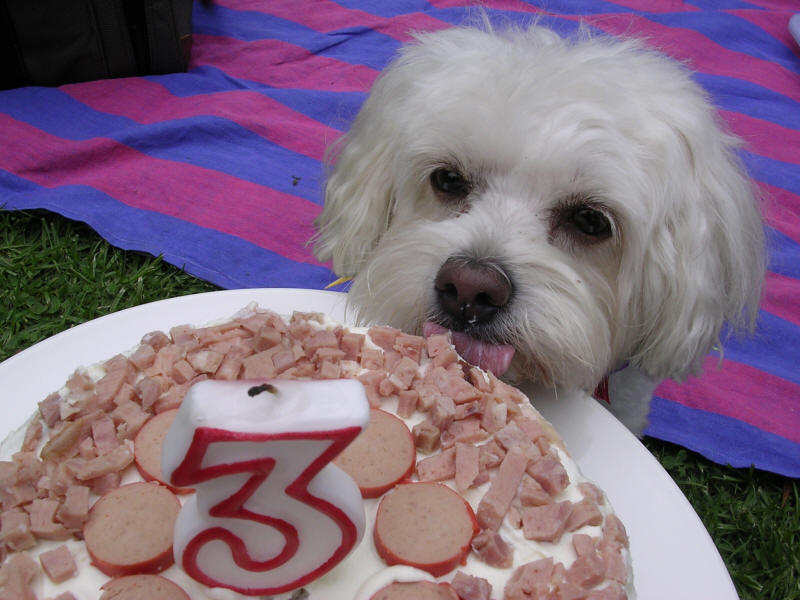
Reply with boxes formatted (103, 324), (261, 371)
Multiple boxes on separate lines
(312, 92), (398, 277)
(623, 105), (766, 381)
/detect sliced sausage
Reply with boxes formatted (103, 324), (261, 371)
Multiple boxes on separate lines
(374, 482), (478, 577)
(84, 482), (180, 577)
(99, 574), (190, 599)
(334, 409), (415, 498)
(371, 581), (459, 600)
(133, 410), (193, 494)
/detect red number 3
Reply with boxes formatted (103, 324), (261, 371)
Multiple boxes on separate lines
(163, 380), (369, 595)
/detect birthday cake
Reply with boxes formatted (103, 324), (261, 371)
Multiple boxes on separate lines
(0, 304), (634, 600)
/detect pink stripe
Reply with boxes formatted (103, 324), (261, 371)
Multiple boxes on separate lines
(761, 182), (800, 245)
(0, 114), (323, 265)
(214, 0), (447, 42)
(62, 78), (340, 161)
(720, 110), (800, 165)
(656, 356), (800, 444)
(578, 13), (800, 104)
(762, 272), (800, 329)
(728, 9), (799, 52)
(190, 35), (378, 92)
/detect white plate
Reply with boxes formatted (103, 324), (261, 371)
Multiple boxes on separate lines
(0, 288), (738, 600)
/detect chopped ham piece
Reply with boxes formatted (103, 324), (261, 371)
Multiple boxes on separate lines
(141, 330), (170, 351)
(112, 401), (150, 440)
(64, 442), (133, 481)
(454, 442), (481, 492)
(186, 349), (224, 374)
(169, 359), (195, 384)
(527, 453), (570, 496)
(442, 417), (485, 447)
(504, 557), (554, 600)
(387, 356), (419, 391)
(303, 329), (339, 354)
(468, 367), (492, 392)
(357, 370), (385, 408)
(412, 420), (441, 453)
(340, 332), (365, 361)
(520, 501), (573, 543)
(169, 324), (199, 348)
(91, 416), (119, 455)
(128, 343), (157, 370)
(431, 396), (456, 430)
(1, 508), (36, 551)
(603, 514), (629, 548)
(21, 421), (43, 454)
(519, 474), (552, 506)
(253, 325), (282, 351)
(601, 541), (628, 584)
(38, 393), (62, 428)
(471, 529), (513, 568)
(477, 439), (505, 470)
(241, 349), (277, 379)
(56, 485), (90, 530)
(451, 571), (492, 600)
(416, 447), (456, 482)
(578, 482), (605, 506)
(393, 333), (425, 363)
(566, 548), (607, 588)
(396, 390), (419, 418)
(368, 326), (400, 351)
(360, 346), (384, 370)
(513, 415), (546, 442)
(566, 498), (603, 531)
(28, 498), (71, 540)
(0, 551), (38, 600)
(494, 421), (533, 451)
(39, 544), (78, 583)
(477, 446), (529, 531)
(480, 397), (508, 433)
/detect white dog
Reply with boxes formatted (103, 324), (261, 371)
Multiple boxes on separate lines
(313, 24), (765, 434)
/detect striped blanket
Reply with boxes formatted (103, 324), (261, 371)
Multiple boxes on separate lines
(2, 1), (798, 477)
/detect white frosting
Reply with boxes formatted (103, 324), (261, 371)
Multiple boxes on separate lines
(1, 308), (635, 600)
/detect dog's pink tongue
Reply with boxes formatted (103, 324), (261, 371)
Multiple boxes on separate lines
(423, 322), (515, 376)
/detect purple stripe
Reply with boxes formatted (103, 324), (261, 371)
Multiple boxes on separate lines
(646, 395), (800, 478)
(0, 114), (323, 266)
(656, 356), (800, 444)
(190, 34), (379, 92)
(63, 77), (340, 161)
(1, 172), (334, 291)
(580, 13), (800, 103)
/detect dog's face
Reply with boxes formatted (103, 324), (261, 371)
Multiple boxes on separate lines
(314, 26), (764, 394)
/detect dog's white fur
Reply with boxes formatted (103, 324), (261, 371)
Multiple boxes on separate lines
(313, 24), (765, 434)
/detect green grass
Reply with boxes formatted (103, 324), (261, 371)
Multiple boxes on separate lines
(1, 208), (798, 600)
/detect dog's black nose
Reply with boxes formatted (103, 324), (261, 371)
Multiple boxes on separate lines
(434, 258), (512, 326)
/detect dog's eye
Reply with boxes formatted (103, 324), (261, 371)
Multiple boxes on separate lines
(570, 207), (612, 238)
(430, 168), (470, 201)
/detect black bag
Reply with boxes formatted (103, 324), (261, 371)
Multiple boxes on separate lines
(0, 0), (194, 90)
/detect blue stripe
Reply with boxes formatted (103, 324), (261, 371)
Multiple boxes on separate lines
(694, 73), (800, 132)
(193, 4), (401, 71)
(0, 87), (325, 205)
(718, 309), (800, 386)
(1, 171), (334, 291)
(767, 227), (800, 280)
(742, 152), (800, 197)
(154, 66), (365, 132)
(324, 0), (435, 19)
(646, 11), (800, 76)
(646, 395), (800, 478)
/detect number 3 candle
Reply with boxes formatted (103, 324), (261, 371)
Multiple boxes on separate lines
(161, 379), (370, 595)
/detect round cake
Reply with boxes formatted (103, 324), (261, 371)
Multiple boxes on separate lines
(0, 304), (634, 599)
